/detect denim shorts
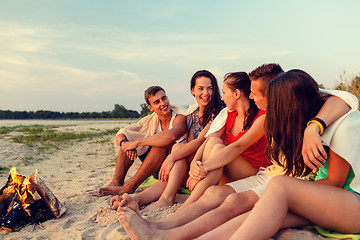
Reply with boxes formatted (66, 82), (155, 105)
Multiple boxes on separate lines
(354, 191), (360, 201)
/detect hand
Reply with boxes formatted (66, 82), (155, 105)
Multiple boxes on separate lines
(186, 176), (201, 191)
(159, 156), (175, 182)
(126, 149), (138, 160)
(121, 141), (138, 152)
(189, 161), (207, 180)
(302, 123), (327, 171)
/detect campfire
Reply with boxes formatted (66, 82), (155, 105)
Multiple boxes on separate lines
(0, 168), (67, 231)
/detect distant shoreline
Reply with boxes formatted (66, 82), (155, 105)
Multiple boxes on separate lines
(0, 119), (137, 127)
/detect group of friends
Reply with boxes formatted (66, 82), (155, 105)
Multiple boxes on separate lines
(95, 63), (360, 240)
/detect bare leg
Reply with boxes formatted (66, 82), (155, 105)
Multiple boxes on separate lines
(153, 185), (236, 229)
(118, 189), (260, 240)
(230, 176), (360, 240)
(117, 184), (235, 231)
(178, 168), (223, 212)
(176, 137), (225, 212)
(99, 149), (133, 189)
(98, 146), (169, 196)
(124, 142), (188, 211)
(143, 159), (188, 212)
(134, 181), (167, 207)
(197, 210), (310, 239)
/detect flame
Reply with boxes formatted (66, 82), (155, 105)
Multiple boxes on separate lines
(34, 169), (38, 184)
(8, 168), (23, 193)
(7, 168), (36, 210)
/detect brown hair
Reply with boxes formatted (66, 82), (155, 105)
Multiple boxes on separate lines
(248, 63), (284, 96)
(224, 72), (259, 130)
(144, 86), (166, 105)
(190, 70), (223, 127)
(265, 69), (324, 177)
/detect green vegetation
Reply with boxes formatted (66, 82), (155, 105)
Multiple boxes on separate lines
(0, 103), (142, 119)
(140, 103), (152, 118)
(335, 74), (360, 110)
(0, 125), (118, 147)
(0, 166), (9, 174)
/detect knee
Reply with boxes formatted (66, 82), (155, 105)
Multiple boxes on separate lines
(173, 159), (188, 169)
(223, 193), (245, 207)
(266, 175), (290, 194)
(202, 185), (225, 202)
(222, 192), (256, 212)
(206, 136), (223, 146)
(171, 142), (184, 152)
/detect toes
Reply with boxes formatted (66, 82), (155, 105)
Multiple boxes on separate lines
(110, 195), (123, 207)
(119, 199), (127, 208)
(123, 193), (131, 202)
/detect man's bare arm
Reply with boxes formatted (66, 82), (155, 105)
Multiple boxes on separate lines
(122, 114), (187, 150)
(302, 96), (350, 171)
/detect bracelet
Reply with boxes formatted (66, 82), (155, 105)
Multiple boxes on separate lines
(307, 118), (327, 135)
(119, 138), (128, 146)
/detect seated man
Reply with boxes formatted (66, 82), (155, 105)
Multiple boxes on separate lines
(113, 65), (353, 240)
(97, 86), (187, 196)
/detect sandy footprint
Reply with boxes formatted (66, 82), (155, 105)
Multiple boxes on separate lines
(80, 225), (107, 239)
(61, 217), (76, 229)
(98, 221), (128, 240)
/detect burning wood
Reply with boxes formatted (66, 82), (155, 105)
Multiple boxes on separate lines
(0, 168), (67, 231)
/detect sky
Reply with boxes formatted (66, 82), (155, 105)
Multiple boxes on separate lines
(1, 0), (360, 113)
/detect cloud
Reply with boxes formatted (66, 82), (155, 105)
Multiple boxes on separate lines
(0, 18), (295, 111)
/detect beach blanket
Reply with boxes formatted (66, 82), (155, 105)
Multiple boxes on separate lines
(311, 226), (360, 240)
(139, 176), (191, 194)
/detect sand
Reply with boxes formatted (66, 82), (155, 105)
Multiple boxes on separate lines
(0, 120), (332, 240)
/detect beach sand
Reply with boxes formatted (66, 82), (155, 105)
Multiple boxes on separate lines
(0, 121), (332, 240)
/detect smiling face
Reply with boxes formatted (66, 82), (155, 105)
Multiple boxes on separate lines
(221, 82), (237, 111)
(250, 79), (267, 109)
(147, 90), (171, 116)
(191, 76), (213, 108)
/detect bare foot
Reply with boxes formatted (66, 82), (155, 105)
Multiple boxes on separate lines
(95, 178), (124, 196)
(118, 207), (166, 240)
(122, 193), (140, 214)
(110, 195), (123, 209)
(97, 185), (131, 196)
(142, 198), (173, 213)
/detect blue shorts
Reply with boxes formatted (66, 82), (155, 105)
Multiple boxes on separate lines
(354, 191), (360, 201)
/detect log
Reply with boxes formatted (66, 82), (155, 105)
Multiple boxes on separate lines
(0, 189), (16, 217)
(0, 175), (18, 217)
(0, 201), (24, 231)
(29, 174), (67, 218)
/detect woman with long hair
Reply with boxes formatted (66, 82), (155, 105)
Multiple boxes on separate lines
(176, 71), (271, 211)
(110, 70), (223, 211)
(225, 69), (360, 239)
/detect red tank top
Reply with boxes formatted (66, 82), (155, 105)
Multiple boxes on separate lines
(224, 109), (270, 169)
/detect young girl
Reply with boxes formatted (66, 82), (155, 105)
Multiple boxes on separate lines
(224, 69), (360, 239)
(177, 72), (271, 210)
(111, 70), (223, 211)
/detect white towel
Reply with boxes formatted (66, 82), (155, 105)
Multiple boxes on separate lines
(320, 89), (360, 193)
